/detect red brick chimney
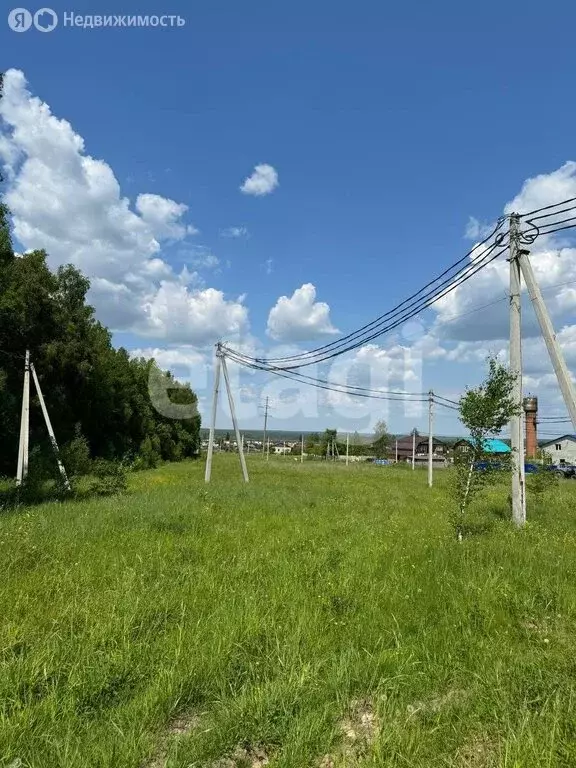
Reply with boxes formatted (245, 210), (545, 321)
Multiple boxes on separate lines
(523, 396), (538, 458)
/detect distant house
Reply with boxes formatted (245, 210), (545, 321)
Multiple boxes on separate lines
(540, 435), (576, 466)
(393, 435), (446, 463)
(273, 445), (292, 455)
(453, 438), (511, 455)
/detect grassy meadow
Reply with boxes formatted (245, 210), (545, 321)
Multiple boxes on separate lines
(2, 455), (576, 767)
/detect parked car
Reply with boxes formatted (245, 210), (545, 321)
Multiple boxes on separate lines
(546, 464), (576, 479)
(473, 460), (503, 471)
(474, 461), (576, 478)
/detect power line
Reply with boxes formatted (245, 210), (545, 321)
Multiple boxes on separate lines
(434, 393), (460, 406)
(244, 220), (506, 366)
(519, 196), (576, 218)
(230, 241), (508, 369)
(526, 204), (576, 222)
(224, 352), (429, 403)
(225, 349), (428, 398)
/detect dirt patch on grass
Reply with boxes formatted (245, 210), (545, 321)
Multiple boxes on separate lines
(142, 713), (204, 768)
(211, 743), (270, 768)
(455, 736), (499, 767)
(320, 698), (379, 766)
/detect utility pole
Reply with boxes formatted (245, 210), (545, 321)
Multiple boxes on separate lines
(519, 251), (576, 430)
(346, 432), (349, 466)
(301, 433), (304, 464)
(428, 390), (434, 488)
(30, 362), (71, 491)
(509, 213), (526, 526)
(204, 347), (222, 483)
(221, 355), (249, 483)
(16, 350), (30, 486)
(262, 396), (269, 455)
(411, 429), (416, 470)
(395, 438), (398, 464)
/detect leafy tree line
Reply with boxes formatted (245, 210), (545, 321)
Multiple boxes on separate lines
(299, 422), (393, 458)
(0, 183), (200, 478)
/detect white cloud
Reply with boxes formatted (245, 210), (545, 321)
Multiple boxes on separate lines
(432, 161), (576, 344)
(130, 346), (208, 384)
(505, 162), (576, 217)
(264, 258), (273, 275)
(464, 216), (495, 240)
(240, 164), (278, 196)
(266, 283), (339, 342)
(140, 283), (248, 345)
(135, 193), (199, 239)
(0, 69), (246, 347)
(220, 226), (249, 239)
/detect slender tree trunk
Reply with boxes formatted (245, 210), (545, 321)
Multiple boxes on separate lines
(458, 458), (475, 541)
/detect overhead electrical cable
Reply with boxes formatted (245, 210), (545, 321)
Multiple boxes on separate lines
(226, 219), (508, 369)
(519, 196), (576, 218)
(229, 240), (509, 370)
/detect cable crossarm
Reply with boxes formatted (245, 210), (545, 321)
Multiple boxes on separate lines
(226, 235), (509, 371)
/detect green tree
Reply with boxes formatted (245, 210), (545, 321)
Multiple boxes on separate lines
(321, 429), (338, 458)
(0, 199), (200, 477)
(450, 357), (520, 540)
(372, 419), (391, 458)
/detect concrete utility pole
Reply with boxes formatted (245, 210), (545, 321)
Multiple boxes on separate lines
(204, 347), (222, 483)
(509, 213), (526, 526)
(221, 355), (249, 483)
(262, 396), (269, 455)
(428, 390), (434, 488)
(301, 433), (304, 464)
(16, 350), (30, 486)
(30, 363), (71, 491)
(411, 429), (416, 470)
(346, 432), (349, 466)
(519, 251), (576, 431)
(395, 438), (398, 464)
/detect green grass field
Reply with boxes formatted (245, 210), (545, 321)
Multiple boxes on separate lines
(2, 456), (576, 767)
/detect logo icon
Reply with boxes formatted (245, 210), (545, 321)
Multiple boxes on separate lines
(8, 8), (32, 31)
(34, 7), (57, 31)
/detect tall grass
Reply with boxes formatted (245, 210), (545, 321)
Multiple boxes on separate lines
(1, 456), (576, 767)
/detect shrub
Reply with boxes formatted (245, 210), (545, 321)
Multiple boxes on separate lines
(60, 429), (92, 477)
(86, 459), (128, 497)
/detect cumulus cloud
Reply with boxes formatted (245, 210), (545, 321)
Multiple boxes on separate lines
(240, 164), (278, 196)
(0, 69), (247, 346)
(432, 161), (576, 347)
(142, 283), (247, 345)
(135, 193), (199, 239)
(266, 283), (339, 342)
(464, 216), (494, 240)
(130, 345), (208, 386)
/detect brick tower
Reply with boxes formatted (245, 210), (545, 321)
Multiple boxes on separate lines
(523, 396), (538, 458)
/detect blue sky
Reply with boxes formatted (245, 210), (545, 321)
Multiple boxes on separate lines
(2, 0), (576, 435)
